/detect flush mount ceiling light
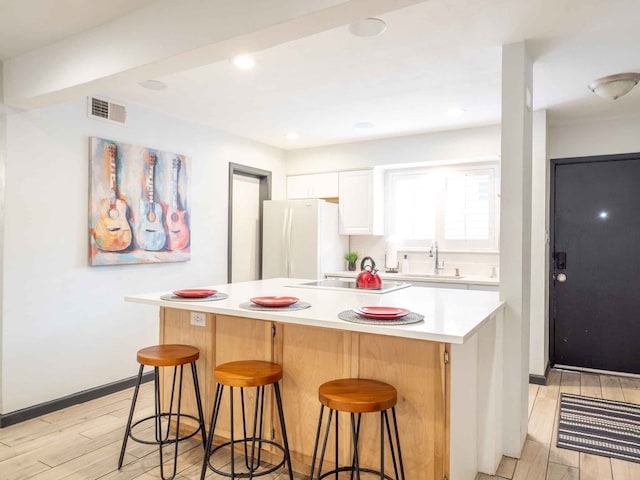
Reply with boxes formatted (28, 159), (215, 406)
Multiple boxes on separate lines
(588, 72), (640, 100)
(285, 132), (299, 140)
(139, 79), (167, 90)
(354, 121), (375, 129)
(446, 108), (466, 117)
(348, 18), (386, 37)
(232, 55), (255, 70)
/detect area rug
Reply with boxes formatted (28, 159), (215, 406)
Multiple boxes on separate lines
(557, 393), (640, 463)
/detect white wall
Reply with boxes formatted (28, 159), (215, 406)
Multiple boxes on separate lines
(550, 114), (640, 159)
(285, 124), (501, 173)
(1, 99), (285, 413)
(529, 110), (549, 378)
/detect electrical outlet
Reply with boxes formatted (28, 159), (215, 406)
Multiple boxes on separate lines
(190, 312), (206, 327)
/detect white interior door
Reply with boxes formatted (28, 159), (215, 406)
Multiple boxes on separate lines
(231, 174), (261, 282)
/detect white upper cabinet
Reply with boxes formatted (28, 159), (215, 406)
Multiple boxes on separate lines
(338, 169), (384, 235)
(287, 172), (339, 199)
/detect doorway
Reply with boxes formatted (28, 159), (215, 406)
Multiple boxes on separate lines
(550, 152), (640, 374)
(228, 163), (271, 283)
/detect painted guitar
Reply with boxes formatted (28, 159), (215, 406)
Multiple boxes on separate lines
(93, 143), (133, 251)
(165, 157), (190, 250)
(137, 153), (167, 251)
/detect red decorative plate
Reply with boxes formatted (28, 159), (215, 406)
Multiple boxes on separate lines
(353, 306), (410, 319)
(250, 296), (299, 307)
(173, 289), (217, 298)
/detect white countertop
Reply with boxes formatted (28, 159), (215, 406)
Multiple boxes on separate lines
(126, 278), (504, 344)
(325, 270), (499, 286)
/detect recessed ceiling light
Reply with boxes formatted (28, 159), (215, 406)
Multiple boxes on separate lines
(286, 132), (299, 140)
(233, 55), (255, 70)
(354, 122), (375, 129)
(348, 18), (387, 37)
(139, 79), (167, 90)
(446, 108), (466, 117)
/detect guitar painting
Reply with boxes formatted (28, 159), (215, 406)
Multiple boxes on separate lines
(137, 152), (167, 251)
(93, 143), (133, 252)
(89, 137), (190, 266)
(165, 157), (190, 250)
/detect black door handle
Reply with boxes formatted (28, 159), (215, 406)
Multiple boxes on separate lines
(556, 252), (566, 270)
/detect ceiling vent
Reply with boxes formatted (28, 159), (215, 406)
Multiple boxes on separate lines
(87, 96), (127, 124)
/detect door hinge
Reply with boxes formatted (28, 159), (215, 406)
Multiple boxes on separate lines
(444, 351), (449, 364)
(272, 324), (276, 338)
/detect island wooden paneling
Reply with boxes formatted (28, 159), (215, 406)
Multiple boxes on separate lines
(278, 323), (355, 472)
(158, 308), (451, 478)
(212, 314), (274, 443)
(357, 333), (448, 480)
(159, 307), (215, 428)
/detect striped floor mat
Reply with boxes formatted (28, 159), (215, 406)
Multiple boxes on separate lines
(557, 393), (640, 463)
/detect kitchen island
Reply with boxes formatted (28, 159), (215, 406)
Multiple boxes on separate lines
(126, 278), (506, 480)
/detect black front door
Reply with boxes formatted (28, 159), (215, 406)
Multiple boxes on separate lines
(551, 153), (640, 374)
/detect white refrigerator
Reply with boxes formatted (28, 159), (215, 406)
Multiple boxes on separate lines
(262, 199), (348, 280)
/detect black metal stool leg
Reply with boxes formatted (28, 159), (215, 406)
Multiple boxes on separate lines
(379, 411), (385, 480)
(351, 412), (361, 480)
(190, 362), (207, 450)
(317, 409), (334, 480)
(156, 365), (183, 480)
(273, 382), (294, 480)
(118, 364), (144, 469)
(200, 383), (223, 480)
(391, 407), (406, 480)
(230, 386), (235, 478)
(349, 412), (362, 480)
(309, 405), (325, 480)
(247, 385), (266, 477)
(334, 410), (339, 480)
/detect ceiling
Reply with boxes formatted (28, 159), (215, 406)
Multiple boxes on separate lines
(2, 0), (640, 150)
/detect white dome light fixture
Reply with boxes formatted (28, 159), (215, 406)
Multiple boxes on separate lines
(588, 72), (640, 100)
(348, 18), (387, 37)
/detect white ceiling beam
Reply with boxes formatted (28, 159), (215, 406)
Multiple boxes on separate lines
(3, 0), (425, 109)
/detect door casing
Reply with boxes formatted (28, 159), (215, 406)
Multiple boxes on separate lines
(228, 163), (271, 283)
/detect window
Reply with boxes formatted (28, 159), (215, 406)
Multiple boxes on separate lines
(386, 162), (499, 251)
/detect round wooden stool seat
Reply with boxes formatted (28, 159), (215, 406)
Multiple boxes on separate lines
(214, 360), (283, 387)
(136, 344), (199, 367)
(318, 378), (397, 413)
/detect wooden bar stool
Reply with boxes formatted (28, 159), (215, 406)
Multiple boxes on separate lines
(118, 344), (206, 480)
(200, 360), (294, 480)
(309, 378), (406, 480)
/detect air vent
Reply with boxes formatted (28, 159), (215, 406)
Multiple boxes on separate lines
(87, 96), (127, 124)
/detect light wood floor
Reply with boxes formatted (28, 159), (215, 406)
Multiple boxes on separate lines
(2, 370), (640, 479)
(480, 369), (640, 480)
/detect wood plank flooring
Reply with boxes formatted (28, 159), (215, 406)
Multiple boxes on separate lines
(479, 369), (640, 480)
(1, 370), (640, 479)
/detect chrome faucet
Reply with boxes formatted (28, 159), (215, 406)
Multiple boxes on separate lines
(429, 240), (445, 275)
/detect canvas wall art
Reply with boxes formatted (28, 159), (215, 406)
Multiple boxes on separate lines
(89, 137), (191, 266)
